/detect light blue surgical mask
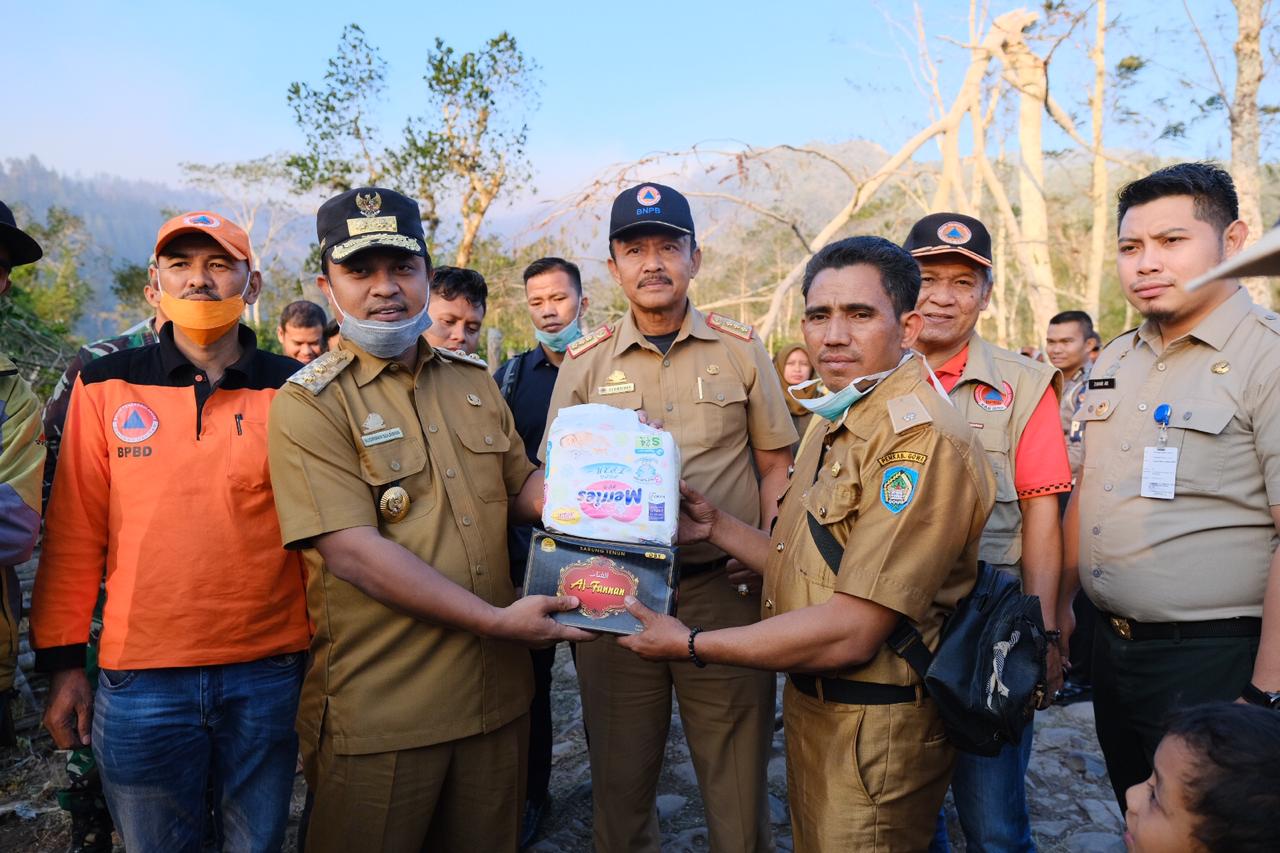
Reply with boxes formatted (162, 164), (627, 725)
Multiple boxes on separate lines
(332, 289), (433, 359)
(534, 302), (583, 352)
(788, 351), (917, 422)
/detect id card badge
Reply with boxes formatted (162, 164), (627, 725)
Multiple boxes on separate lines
(1141, 446), (1178, 499)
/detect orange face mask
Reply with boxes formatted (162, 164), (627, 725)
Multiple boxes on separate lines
(159, 276), (249, 346)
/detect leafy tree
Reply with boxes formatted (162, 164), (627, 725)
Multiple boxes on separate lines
(286, 24), (389, 193)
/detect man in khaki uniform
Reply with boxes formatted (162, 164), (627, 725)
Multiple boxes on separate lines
(1046, 310), (1095, 483)
(268, 188), (593, 852)
(903, 212), (1069, 851)
(544, 183), (796, 852)
(621, 235), (995, 851)
(1063, 163), (1280, 809)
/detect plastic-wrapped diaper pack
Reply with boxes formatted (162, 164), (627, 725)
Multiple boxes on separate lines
(542, 404), (681, 546)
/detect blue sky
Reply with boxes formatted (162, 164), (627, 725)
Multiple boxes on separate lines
(3, 1), (1271, 200)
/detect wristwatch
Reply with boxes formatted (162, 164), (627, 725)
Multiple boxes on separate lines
(1241, 682), (1280, 710)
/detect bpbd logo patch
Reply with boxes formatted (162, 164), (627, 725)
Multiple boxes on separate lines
(112, 402), (159, 444)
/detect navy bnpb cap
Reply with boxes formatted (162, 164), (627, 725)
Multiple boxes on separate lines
(608, 183), (695, 240)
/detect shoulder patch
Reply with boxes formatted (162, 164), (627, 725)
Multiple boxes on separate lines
(434, 347), (488, 368)
(886, 392), (934, 434)
(567, 324), (615, 359)
(286, 349), (354, 394)
(706, 312), (753, 341)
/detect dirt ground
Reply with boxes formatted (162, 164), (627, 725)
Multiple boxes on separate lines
(0, 636), (1123, 852)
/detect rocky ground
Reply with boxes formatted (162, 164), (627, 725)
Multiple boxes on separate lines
(0, 622), (1125, 852)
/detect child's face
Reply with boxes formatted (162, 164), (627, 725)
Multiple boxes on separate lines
(1124, 735), (1206, 853)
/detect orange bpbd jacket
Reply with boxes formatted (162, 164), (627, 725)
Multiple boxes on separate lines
(31, 326), (310, 672)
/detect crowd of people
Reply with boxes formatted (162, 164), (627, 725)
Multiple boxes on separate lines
(0, 161), (1278, 853)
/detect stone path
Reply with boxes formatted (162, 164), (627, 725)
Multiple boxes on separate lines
(529, 646), (1127, 853)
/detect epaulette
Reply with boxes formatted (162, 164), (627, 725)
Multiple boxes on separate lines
(568, 324), (614, 359)
(706, 312), (753, 341)
(1253, 306), (1280, 335)
(886, 392), (934, 435)
(1102, 326), (1140, 350)
(434, 347), (488, 368)
(287, 349), (353, 394)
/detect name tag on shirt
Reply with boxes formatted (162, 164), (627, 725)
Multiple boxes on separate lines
(1088, 378), (1116, 390)
(1140, 447), (1178, 499)
(361, 427), (404, 447)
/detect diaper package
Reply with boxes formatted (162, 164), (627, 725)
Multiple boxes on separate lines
(543, 404), (681, 546)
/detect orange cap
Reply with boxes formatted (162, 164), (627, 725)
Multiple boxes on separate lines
(153, 212), (253, 264)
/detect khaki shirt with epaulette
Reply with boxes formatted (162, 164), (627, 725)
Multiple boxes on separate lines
(763, 361), (995, 686)
(542, 305), (797, 563)
(1075, 287), (1280, 622)
(948, 334), (1061, 568)
(268, 339), (536, 757)
(1060, 365), (1090, 480)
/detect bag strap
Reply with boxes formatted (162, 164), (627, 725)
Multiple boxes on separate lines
(499, 351), (526, 405)
(803, 464), (934, 681)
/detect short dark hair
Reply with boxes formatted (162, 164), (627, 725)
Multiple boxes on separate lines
(279, 300), (327, 330)
(523, 257), (582, 295)
(1048, 310), (1095, 338)
(1163, 703), (1280, 852)
(1117, 162), (1239, 236)
(801, 236), (921, 317)
(607, 226), (698, 260)
(431, 266), (488, 313)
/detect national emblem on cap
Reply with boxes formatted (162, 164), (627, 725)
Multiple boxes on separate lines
(937, 221), (971, 245)
(356, 192), (382, 217)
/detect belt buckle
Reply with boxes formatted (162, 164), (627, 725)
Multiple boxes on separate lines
(1110, 616), (1133, 640)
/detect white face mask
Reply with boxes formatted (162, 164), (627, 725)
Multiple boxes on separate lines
(332, 287), (433, 359)
(787, 350), (953, 422)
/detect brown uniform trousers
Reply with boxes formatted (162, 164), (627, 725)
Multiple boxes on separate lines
(546, 305), (797, 852)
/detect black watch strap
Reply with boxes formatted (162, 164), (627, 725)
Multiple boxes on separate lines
(1242, 682), (1280, 709)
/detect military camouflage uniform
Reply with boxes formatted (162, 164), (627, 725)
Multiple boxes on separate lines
(39, 317), (158, 853)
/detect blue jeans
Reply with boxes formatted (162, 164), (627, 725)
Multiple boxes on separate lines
(93, 653), (305, 853)
(930, 720), (1035, 852)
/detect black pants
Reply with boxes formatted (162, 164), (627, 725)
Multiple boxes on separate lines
(527, 644), (557, 804)
(1092, 621), (1258, 812)
(1068, 591), (1098, 682)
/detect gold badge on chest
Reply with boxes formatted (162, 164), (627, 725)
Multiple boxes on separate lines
(380, 486), (411, 523)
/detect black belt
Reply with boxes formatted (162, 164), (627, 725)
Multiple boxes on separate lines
(788, 673), (919, 706)
(1104, 614), (1262, 642)
(681, 557), (729, 578)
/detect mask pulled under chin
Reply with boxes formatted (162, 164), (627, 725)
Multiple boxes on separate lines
(333, 292), (434, 359)
(159, 279), (249, 347)
(534, 304), (584, 352)
(787, 350), (952, 422)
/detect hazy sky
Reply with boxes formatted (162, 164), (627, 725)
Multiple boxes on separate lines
(3, 0), (1272, 202)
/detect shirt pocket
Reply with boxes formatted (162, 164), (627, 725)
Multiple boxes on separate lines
(1075, 391), (1119, 469)
(1168, 399), (1233, 494)
(456, 425), (513, 503)
(798, 477), (858, 589)
(692, 379), (747, 446)
(358, 437), (434, 521)
(227, 415), (271, 490)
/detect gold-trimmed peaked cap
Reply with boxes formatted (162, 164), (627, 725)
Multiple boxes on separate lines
(317, 187), (428, 265)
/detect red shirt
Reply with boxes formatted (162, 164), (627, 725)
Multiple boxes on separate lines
(935, 346), (1072, 498)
